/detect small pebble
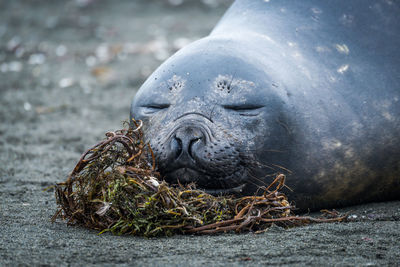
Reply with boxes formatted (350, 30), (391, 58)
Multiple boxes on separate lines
(9, 61), (23, 72)
(96, 44), (110, 62)
(55, 45), (67, 57)
(7, 36), (21, 51)
(28, 54), (46, 65)
(24, 102), (32, 111)
(59, 78), (74, 88)
(15, 47), (25, 58)
(86, 56), (97, 67)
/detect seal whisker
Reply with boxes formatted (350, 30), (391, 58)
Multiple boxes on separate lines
(270, 164), (292, 174)
(245, 170), (275, 191)
(208, 103), (218, 123)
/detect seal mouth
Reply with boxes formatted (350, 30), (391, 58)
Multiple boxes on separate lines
(164, 166), (247, 195)
(165, 167), (204, 184)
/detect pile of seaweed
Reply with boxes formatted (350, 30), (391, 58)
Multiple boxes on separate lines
(53, 120), (346, 237)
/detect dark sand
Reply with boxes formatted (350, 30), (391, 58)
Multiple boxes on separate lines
(1, 0), (399, 266)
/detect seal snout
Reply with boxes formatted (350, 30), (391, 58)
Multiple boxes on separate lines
(158, 119), (247, 192)
(162, 123), (210, 185)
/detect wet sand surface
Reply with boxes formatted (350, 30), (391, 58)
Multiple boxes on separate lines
(1, 1), (399, 266)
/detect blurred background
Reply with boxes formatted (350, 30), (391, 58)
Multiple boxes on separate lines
(0, 0), (232, 177)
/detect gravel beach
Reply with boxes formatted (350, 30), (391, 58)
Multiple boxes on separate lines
(1, 1), (399, 266)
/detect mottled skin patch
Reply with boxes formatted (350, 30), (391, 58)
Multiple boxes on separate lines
(131, 0), (400, 210)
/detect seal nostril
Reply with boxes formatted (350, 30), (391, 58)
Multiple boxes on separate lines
(188, 137), (201, 159)
(171, 135), (183, 160)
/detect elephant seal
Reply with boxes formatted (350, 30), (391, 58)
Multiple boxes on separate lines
(130, 0), (400, 210)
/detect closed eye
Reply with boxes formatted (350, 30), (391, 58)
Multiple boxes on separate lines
(223, 104), (264, 116)
(141, 104), (170, 115)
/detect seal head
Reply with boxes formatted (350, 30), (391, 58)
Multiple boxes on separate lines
(131, 37), (293, 195)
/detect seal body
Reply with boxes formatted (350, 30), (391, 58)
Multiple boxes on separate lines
(131, 0), (400, 209)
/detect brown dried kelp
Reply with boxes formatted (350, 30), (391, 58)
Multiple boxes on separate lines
(53, 121), (346, 237)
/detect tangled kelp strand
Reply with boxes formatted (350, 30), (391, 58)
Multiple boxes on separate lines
(53, 121), (347, 237)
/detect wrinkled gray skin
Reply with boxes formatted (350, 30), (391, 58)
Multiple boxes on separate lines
(131, 0), (400, 210)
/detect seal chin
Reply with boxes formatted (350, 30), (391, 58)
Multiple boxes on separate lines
(204, 184), (246, 195)
(165, 167), (204, 184)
